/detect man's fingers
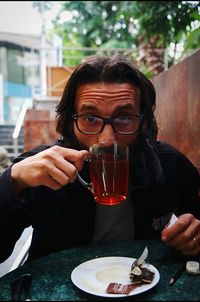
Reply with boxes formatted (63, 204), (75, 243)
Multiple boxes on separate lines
(161, 214), (200, 257)
(44, 146), (89, 171)
(43, 177), (62, 191)
(11, 146), (89, 193)
(47, 164), (73, 186)
(162, 214), (192, 242)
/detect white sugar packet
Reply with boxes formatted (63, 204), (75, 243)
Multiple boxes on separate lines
(167, 213), (178, 228)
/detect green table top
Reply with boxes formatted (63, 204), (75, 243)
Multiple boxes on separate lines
(0, 239), (199, 301)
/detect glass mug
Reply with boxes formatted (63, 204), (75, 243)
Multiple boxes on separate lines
(78, 140), (129, 206)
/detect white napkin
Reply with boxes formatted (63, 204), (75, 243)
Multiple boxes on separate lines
(167, 213), (178, 228)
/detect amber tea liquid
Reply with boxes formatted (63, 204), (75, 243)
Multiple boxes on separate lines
(89, 158), (129, 205)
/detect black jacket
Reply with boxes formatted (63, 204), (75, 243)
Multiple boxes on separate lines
(0, 139), (199, 262)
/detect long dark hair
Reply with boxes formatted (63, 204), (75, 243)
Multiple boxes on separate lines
(56, 54), (157, 146)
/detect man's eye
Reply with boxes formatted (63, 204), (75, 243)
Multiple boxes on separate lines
(116, 116), (132, 122)
(84, 116), (98, 123)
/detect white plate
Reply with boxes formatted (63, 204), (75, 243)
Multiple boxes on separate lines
(71, 256), (160, 298)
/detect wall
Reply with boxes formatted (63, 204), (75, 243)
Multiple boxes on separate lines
(46, 66), (74, 97)
(153, 49), (200, 170)
(24, 109), (58, 151)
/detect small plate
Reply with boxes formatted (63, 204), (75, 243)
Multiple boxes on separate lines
(71, 256), (160, 298)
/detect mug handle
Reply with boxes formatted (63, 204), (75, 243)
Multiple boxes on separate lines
(77, 173), (93, 192)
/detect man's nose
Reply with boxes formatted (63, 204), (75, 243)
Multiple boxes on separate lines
(98, 124), (116, 143)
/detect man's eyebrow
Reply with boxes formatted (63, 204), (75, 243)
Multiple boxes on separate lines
(113, 103), (136, 111)
(79, 104), (97, 111)
(78, 103), (136, 113)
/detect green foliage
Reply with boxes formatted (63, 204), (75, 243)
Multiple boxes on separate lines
(54, 1), (200, 49)
(50, 1), (200, 72)
(132, 1), (200, 47)
(184, 9), (200, 50)
(55, 1), (138, 48)
(185, 27), (200, 49)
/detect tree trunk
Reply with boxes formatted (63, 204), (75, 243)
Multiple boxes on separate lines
(137, 35), (165, 76)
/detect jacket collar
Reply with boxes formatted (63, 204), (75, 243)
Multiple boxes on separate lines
(129, 138), (165, 190)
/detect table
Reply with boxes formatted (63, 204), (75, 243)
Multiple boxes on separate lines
(0, 239), (199, 301)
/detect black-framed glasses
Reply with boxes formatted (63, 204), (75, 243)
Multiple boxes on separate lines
(73, 114), (144, 135)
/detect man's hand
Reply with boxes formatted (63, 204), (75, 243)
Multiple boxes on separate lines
(11, 146), (89, 194)
(161, 213), (200, 256)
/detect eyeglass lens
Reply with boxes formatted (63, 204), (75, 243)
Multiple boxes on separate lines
(75, 115), (142, 134)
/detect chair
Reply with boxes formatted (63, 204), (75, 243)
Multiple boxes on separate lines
(0, 227), (33, 277)
(9, 230), (33, 271)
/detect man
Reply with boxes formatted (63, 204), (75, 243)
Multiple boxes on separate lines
(0, 54), (200, 263)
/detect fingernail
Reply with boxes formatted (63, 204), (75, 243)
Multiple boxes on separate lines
(162, 236), (167, 242)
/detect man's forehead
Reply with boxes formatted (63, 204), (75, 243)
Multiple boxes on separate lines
(76, 82), (139, 99)
(79, 102), (136, 111)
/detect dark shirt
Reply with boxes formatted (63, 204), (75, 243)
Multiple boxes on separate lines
(0, 139), (199, 262)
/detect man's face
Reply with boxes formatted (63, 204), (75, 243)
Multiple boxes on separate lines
(73, 82), (141, 149)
